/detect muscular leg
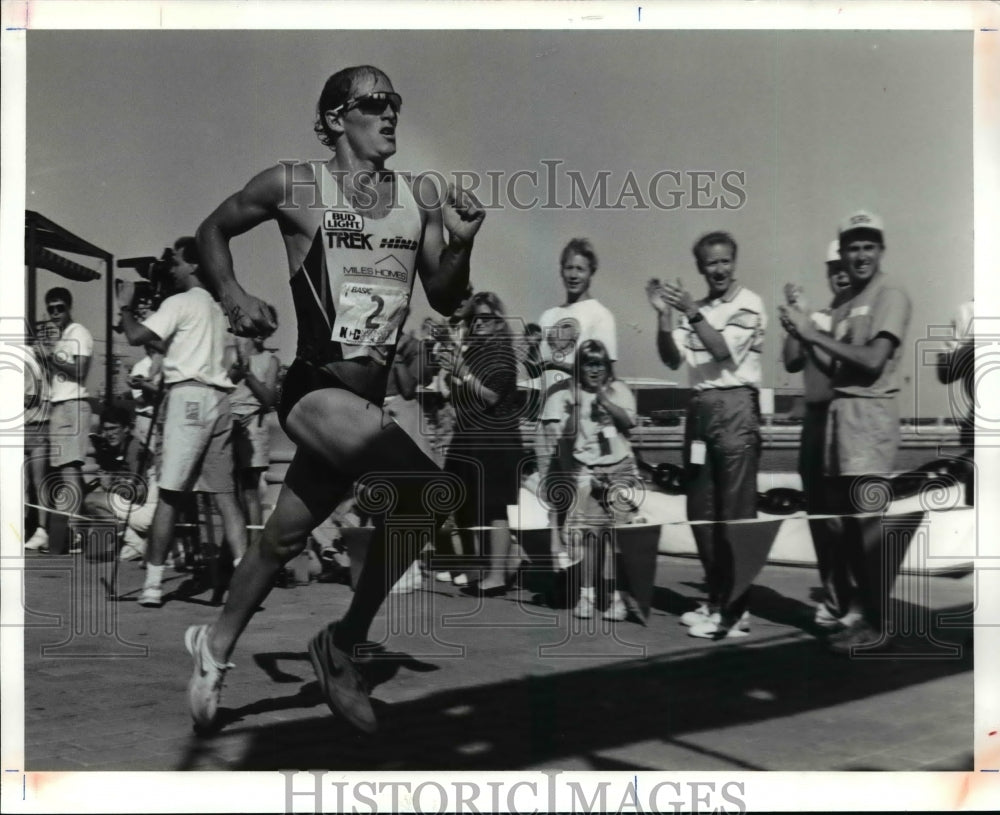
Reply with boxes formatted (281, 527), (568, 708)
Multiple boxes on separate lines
(208, 386), (440, 662)
(210, 450), (352, 662)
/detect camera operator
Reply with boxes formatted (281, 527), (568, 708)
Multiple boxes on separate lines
(117, 237), (247, 607)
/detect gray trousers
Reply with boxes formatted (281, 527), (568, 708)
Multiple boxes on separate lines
(684, 387), (761, 622)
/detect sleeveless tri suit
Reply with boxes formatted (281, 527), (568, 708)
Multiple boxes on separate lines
(278, 168), (423, 429)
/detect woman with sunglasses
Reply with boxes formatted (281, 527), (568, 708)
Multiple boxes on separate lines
(435, 292), (525, 595)
(188, 65), (485, 735)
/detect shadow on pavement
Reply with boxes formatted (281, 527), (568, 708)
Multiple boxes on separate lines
(178, 601), (973, 771)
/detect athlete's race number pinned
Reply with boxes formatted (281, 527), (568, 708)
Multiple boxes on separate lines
(332, 283), (408, 346)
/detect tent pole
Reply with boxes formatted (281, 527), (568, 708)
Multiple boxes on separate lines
(105, 253), (114, 406)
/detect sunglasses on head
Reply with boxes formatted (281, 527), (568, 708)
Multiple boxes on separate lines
(46, 303), (68, 314)
(333, 91), (402, 117)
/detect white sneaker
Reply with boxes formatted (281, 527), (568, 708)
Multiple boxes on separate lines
(24, 528), (49, 551)
(689, 611), (751, 640)
(390, 562), (424, 595)
(118, 542), (145, 562)
(602, 594), (628, 622)
(435, 571), (453, 583)
(838, 609), (864, 628)
(573, 591), (595, 619)
(452, 573), (469, 587)
(138, 585), (163, 607)
(184, 624), (234, 732)
(679, 603), (714, 627)
(814, 603), (841, 628)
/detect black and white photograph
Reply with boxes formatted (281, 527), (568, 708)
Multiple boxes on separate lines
(2, 1), (998, 811)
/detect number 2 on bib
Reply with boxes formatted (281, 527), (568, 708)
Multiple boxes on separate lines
(332, 284), (407, 346)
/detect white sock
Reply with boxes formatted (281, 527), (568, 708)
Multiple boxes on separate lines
(581, 586), (595, 599)
(145, 563), (165, 587)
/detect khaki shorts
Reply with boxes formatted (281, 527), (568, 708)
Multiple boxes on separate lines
(49, 399), (92, 468)
(825, 396), (900, 476)
(232, 411), (271, 470)
(159, 383), (234, 493)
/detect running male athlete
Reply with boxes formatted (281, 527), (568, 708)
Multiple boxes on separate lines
(186, 65), (485, 733)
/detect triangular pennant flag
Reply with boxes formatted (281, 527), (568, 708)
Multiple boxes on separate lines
(727, 518), (785, 605)
(613, 523), (662, 621)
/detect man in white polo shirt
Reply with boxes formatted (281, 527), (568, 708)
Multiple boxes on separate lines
(118, 236), (247, 607)
(647, 230), (766, 639)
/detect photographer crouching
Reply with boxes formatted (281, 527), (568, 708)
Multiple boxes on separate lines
(81, 405), (158, 561)
(117, 237), (247, 607)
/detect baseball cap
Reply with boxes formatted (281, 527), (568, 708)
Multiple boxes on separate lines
(838, 210), (884, 240)
(826, 239), (841, 264)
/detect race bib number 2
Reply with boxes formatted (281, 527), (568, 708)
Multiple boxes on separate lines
(332, 283), (408, 346)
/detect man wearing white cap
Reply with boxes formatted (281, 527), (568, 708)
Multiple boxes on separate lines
(780, 210), (911, 652)
(781, 241), (854, 629)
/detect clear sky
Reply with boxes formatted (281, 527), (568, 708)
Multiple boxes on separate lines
(24, 28), (974, 416)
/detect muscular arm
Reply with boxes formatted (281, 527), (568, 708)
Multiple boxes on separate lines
(414, 175), (484, 316)
(196, 166), (284, 335)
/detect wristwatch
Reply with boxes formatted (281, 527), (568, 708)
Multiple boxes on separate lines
(688, 311), (704, 324)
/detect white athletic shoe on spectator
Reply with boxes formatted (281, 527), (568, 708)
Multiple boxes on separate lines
(185, 624), (234, 732)
(602, 593), (628, 622)
(24, 528), (49, 551)
(815, 603), (863, 629)
(390, 562), (423, 595)
(688, 611), (751, 640)
(435, 571), (454, 583)
(679, 603), (714, 627)
(573, 587), (595, 619)
(138, 585), (163, 607)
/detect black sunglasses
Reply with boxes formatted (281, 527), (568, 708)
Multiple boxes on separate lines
(46, 303), (68, 314)
(332, 91), (402, 117)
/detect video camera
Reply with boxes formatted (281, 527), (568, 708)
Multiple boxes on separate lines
(113, 248), (178, 331)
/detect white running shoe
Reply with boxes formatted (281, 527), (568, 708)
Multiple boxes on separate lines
(185, 624), (234, 732)
(138, 585), (163, 607)
(679, 603), (714, 627)
(390, 562), (423, 595)
(688, 611), (751, 640)
(24, 528), (49, 551)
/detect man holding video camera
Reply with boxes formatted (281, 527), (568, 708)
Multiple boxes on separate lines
(117, 237), (247, 607)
